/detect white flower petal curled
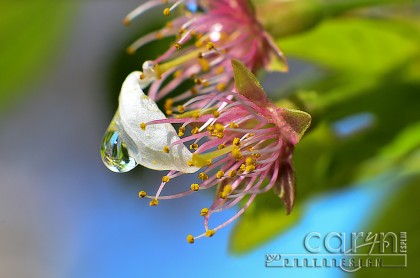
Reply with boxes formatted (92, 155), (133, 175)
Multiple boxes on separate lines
(114, 71), (199, 173)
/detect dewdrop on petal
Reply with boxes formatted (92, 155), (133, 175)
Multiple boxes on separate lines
(100, 62), (199, 173)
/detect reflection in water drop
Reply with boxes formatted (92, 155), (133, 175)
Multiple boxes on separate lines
(100, 121), (137, 173)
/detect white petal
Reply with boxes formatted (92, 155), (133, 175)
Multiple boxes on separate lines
(114, 71), (199, 173)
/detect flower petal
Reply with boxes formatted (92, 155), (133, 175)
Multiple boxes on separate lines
(115, 71), (199, 173)
(231, 59), (270, 107)
(273, 163), (296, 214)
(278, 108), (312, 144)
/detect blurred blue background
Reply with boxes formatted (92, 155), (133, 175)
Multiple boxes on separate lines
(1, 1), (418, 277)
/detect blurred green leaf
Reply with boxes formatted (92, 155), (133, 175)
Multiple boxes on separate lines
(0, 1), (74, 111)
(354, 179), (419, 278)
(229, 191), (302, 254)
(280, 18), (420, 74)
(356, 122), (420, 179)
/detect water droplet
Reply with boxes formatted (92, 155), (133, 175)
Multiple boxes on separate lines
(100, 120), (137, 173)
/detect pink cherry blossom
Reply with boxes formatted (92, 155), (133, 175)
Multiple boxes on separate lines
(138, 60), (310, 242)
(124, 0), (287, 112)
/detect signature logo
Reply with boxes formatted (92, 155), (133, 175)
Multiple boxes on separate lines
(266, 232), (407, 272)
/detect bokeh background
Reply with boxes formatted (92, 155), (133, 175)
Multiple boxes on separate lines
(1, 0), (419, 277)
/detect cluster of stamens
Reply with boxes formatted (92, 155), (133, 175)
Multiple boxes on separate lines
(123, 0), (286, 115)
(137, 89), (288, 242)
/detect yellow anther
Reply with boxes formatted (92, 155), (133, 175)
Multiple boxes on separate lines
(211, 131), (224, 139)
(173, 70), (182, 78)
(253, 153), (261, 158)
(198, 172), (208, 181)
(194, 78), (202, 85)
(232, 146), (243, 160)
(163, 8), (170, 16)
(223, 184), (233, 194)
(163, 146), (170, 153)
(218, 144), (225, 149)
(140, 122), (147, 130)
(140, 73), (146, 80)
(228, 170), (237, 178)
(162, 176), (170, 183)
(220, 192), (228, 199)
(123, 17), (131, 26)
(213, 110), (220, 118)
(191, 127), (200, 135)
(191, 87), (198, 95)
(216, 83), (226, 92)
(155, 31), (164, 39)
(191, 183), (200, 191)
(166, 109), (173, 116)
(248, 146), (254, 152)
(189, 143), (199, 150)
(186, 234), (195, 244)
(216, 170), (224, 179)
(205, 229), (216, 237)
(195, 40), (204, 48)
(202, 80), (210, 87)
(215, 123), (225, 132)
(229, 122), (239, 128)
(207, 125), (214, 132)
(239, 164), (246, 173)
(198, 58), (210, 72)
(233, 137), (241, 146)
(192, 111), (201, 119)
(138, 191), (147, 198)
(246, 164), (256, 172)
(216, 66), (225, 74)
(174, 42), (182, 49)
(188, 160), (194, 167)
(177, 105), (185, 113)
(164, 98), (173, 111)
(246, 133), (255, 138)
(165, 21), (173, 28)
(206, 159), (212, 166)
(126, 46), (136, 55)
(207, 42), (215, 50)
(149, 198), (159, 206)
(200, 208), (209, 216)
(245, 157), (255, 166)
(178, 126), (185, 136)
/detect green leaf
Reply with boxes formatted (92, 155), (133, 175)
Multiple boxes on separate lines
(356, 122), (420, 179)
(280, 18), (420, 74)
(0, 0), (75, 110)
(229, 191), (303, 254)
